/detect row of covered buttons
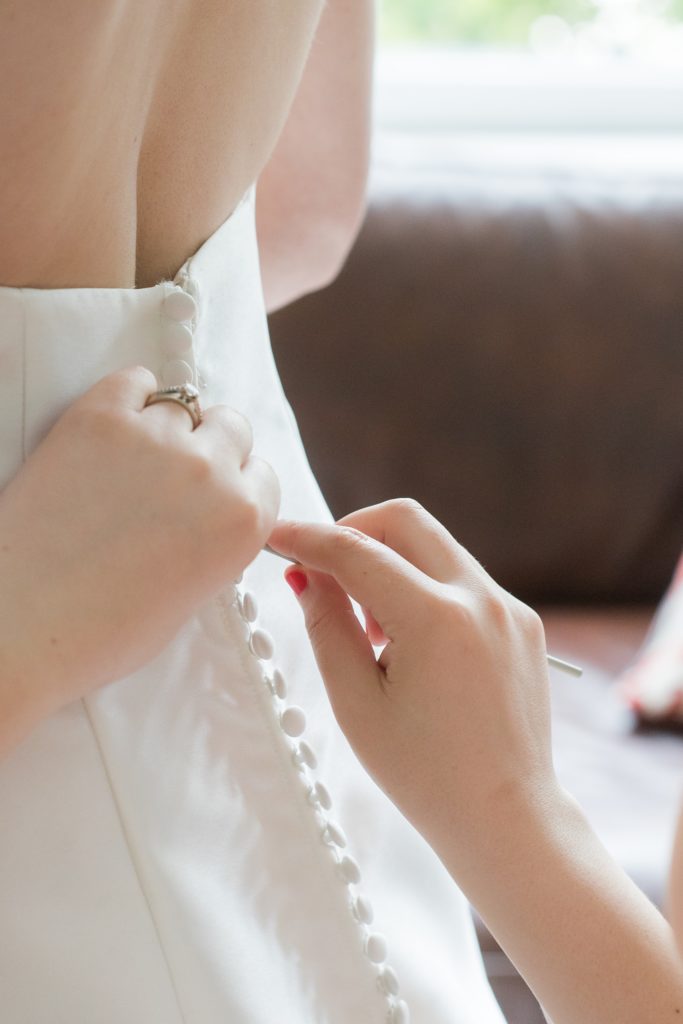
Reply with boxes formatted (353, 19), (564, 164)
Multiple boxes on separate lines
(233, 576), (410, 1024)
(158, 279), (206, 389)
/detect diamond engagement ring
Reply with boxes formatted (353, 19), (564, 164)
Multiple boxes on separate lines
(143, 382), (203, 429)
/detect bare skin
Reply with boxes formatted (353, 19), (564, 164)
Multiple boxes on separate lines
(4, 5), (683, 1019)
(0, 0), (374, 747)
(0, 0), (372, 299)
(0, 365), (281, 755)
(268, 501), (683, 1024)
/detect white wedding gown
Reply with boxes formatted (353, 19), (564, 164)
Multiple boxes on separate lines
(0, 185), (506, 1024)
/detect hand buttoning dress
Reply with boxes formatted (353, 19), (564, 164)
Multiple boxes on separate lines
(0, 184), (506, 1024)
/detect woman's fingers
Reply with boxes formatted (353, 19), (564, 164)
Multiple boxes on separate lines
(335, 500), (490, 645)
(268, 499), (489, 644)
(199, 405), (255, 466)
(268, 517), (435, 634)
(81, 365), (160, 412)
(363, 607), (388, 646)
(335, 498), (482, 585)
(286, 566), (385, 725)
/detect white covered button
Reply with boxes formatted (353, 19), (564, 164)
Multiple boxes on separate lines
(378, 967), (400, 997)
(160, 358), (194, 387)
(249, 628), (274, 661)
(365, 932), (388, 964)
(351, 894), (374, 925)
(312, 781), (332, 810)
(280, 705), (306, 737)
(338, 855), (361, 885)
(267, 668), (287, 699)
(163, 288), (197, 322)
(390, 999), (410, 1024)
(322, 821), (347, 848)
(162, 321), (194, 356)
(294, 742), (317, 770)
(240, 591), (258, 622)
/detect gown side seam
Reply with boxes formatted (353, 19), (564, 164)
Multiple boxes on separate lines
(79, 694), (190, 1024)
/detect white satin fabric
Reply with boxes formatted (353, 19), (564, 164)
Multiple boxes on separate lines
(0, 186), (505, 1024)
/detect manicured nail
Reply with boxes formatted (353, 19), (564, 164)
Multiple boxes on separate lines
(284, 568), (308, 596)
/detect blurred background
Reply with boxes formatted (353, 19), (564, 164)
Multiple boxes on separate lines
(382, 0), (683, 50)
(269, 5), (683, 1022)
(271, 0), (683, 607)
(381, 0), (683, 60)
(376, 0), (683, 132)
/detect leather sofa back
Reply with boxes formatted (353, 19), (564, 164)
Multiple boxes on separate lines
(269, 181), (683, 603)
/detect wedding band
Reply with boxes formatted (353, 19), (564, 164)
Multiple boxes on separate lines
(143, 383), (203, 429)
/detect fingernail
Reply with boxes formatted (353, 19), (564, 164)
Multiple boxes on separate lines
(284, 568), (308, 597)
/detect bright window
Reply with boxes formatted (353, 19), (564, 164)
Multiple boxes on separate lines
(375, 0), (683, 133)
(379, 0), (683, 57)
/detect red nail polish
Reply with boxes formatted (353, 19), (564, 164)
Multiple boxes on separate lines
(284, 568), (307, 596)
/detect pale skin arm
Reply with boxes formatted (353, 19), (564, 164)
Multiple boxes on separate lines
(255, 0), (375, 313)
(267, 505), (683, 1024)
(439, 786), (683, 1024)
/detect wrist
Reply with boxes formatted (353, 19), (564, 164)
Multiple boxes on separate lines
(435, 780), (683, 1024)
(433, 776), (575, 896)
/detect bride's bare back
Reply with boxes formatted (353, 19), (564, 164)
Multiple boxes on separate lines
(0, 0), (324, 290)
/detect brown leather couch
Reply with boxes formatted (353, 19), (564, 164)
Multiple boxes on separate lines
(268, 148), (683, 1023)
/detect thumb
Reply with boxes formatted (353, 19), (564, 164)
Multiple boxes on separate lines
(283, 565), (386, 726)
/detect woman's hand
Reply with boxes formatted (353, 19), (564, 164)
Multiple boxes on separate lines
(267, 497), (558, 868)
(269, 499), (683, 1024)
(0, 365), (280, 753)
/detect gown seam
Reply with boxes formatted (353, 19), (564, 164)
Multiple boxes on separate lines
(13, 290), (185, 1020)
(79, 694), (190, 1024)
(6, 198), (404, 1021)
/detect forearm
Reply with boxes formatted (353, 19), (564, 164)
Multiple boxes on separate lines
(269, 504), (683, 1016)
(438, 785), (683, 1024)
